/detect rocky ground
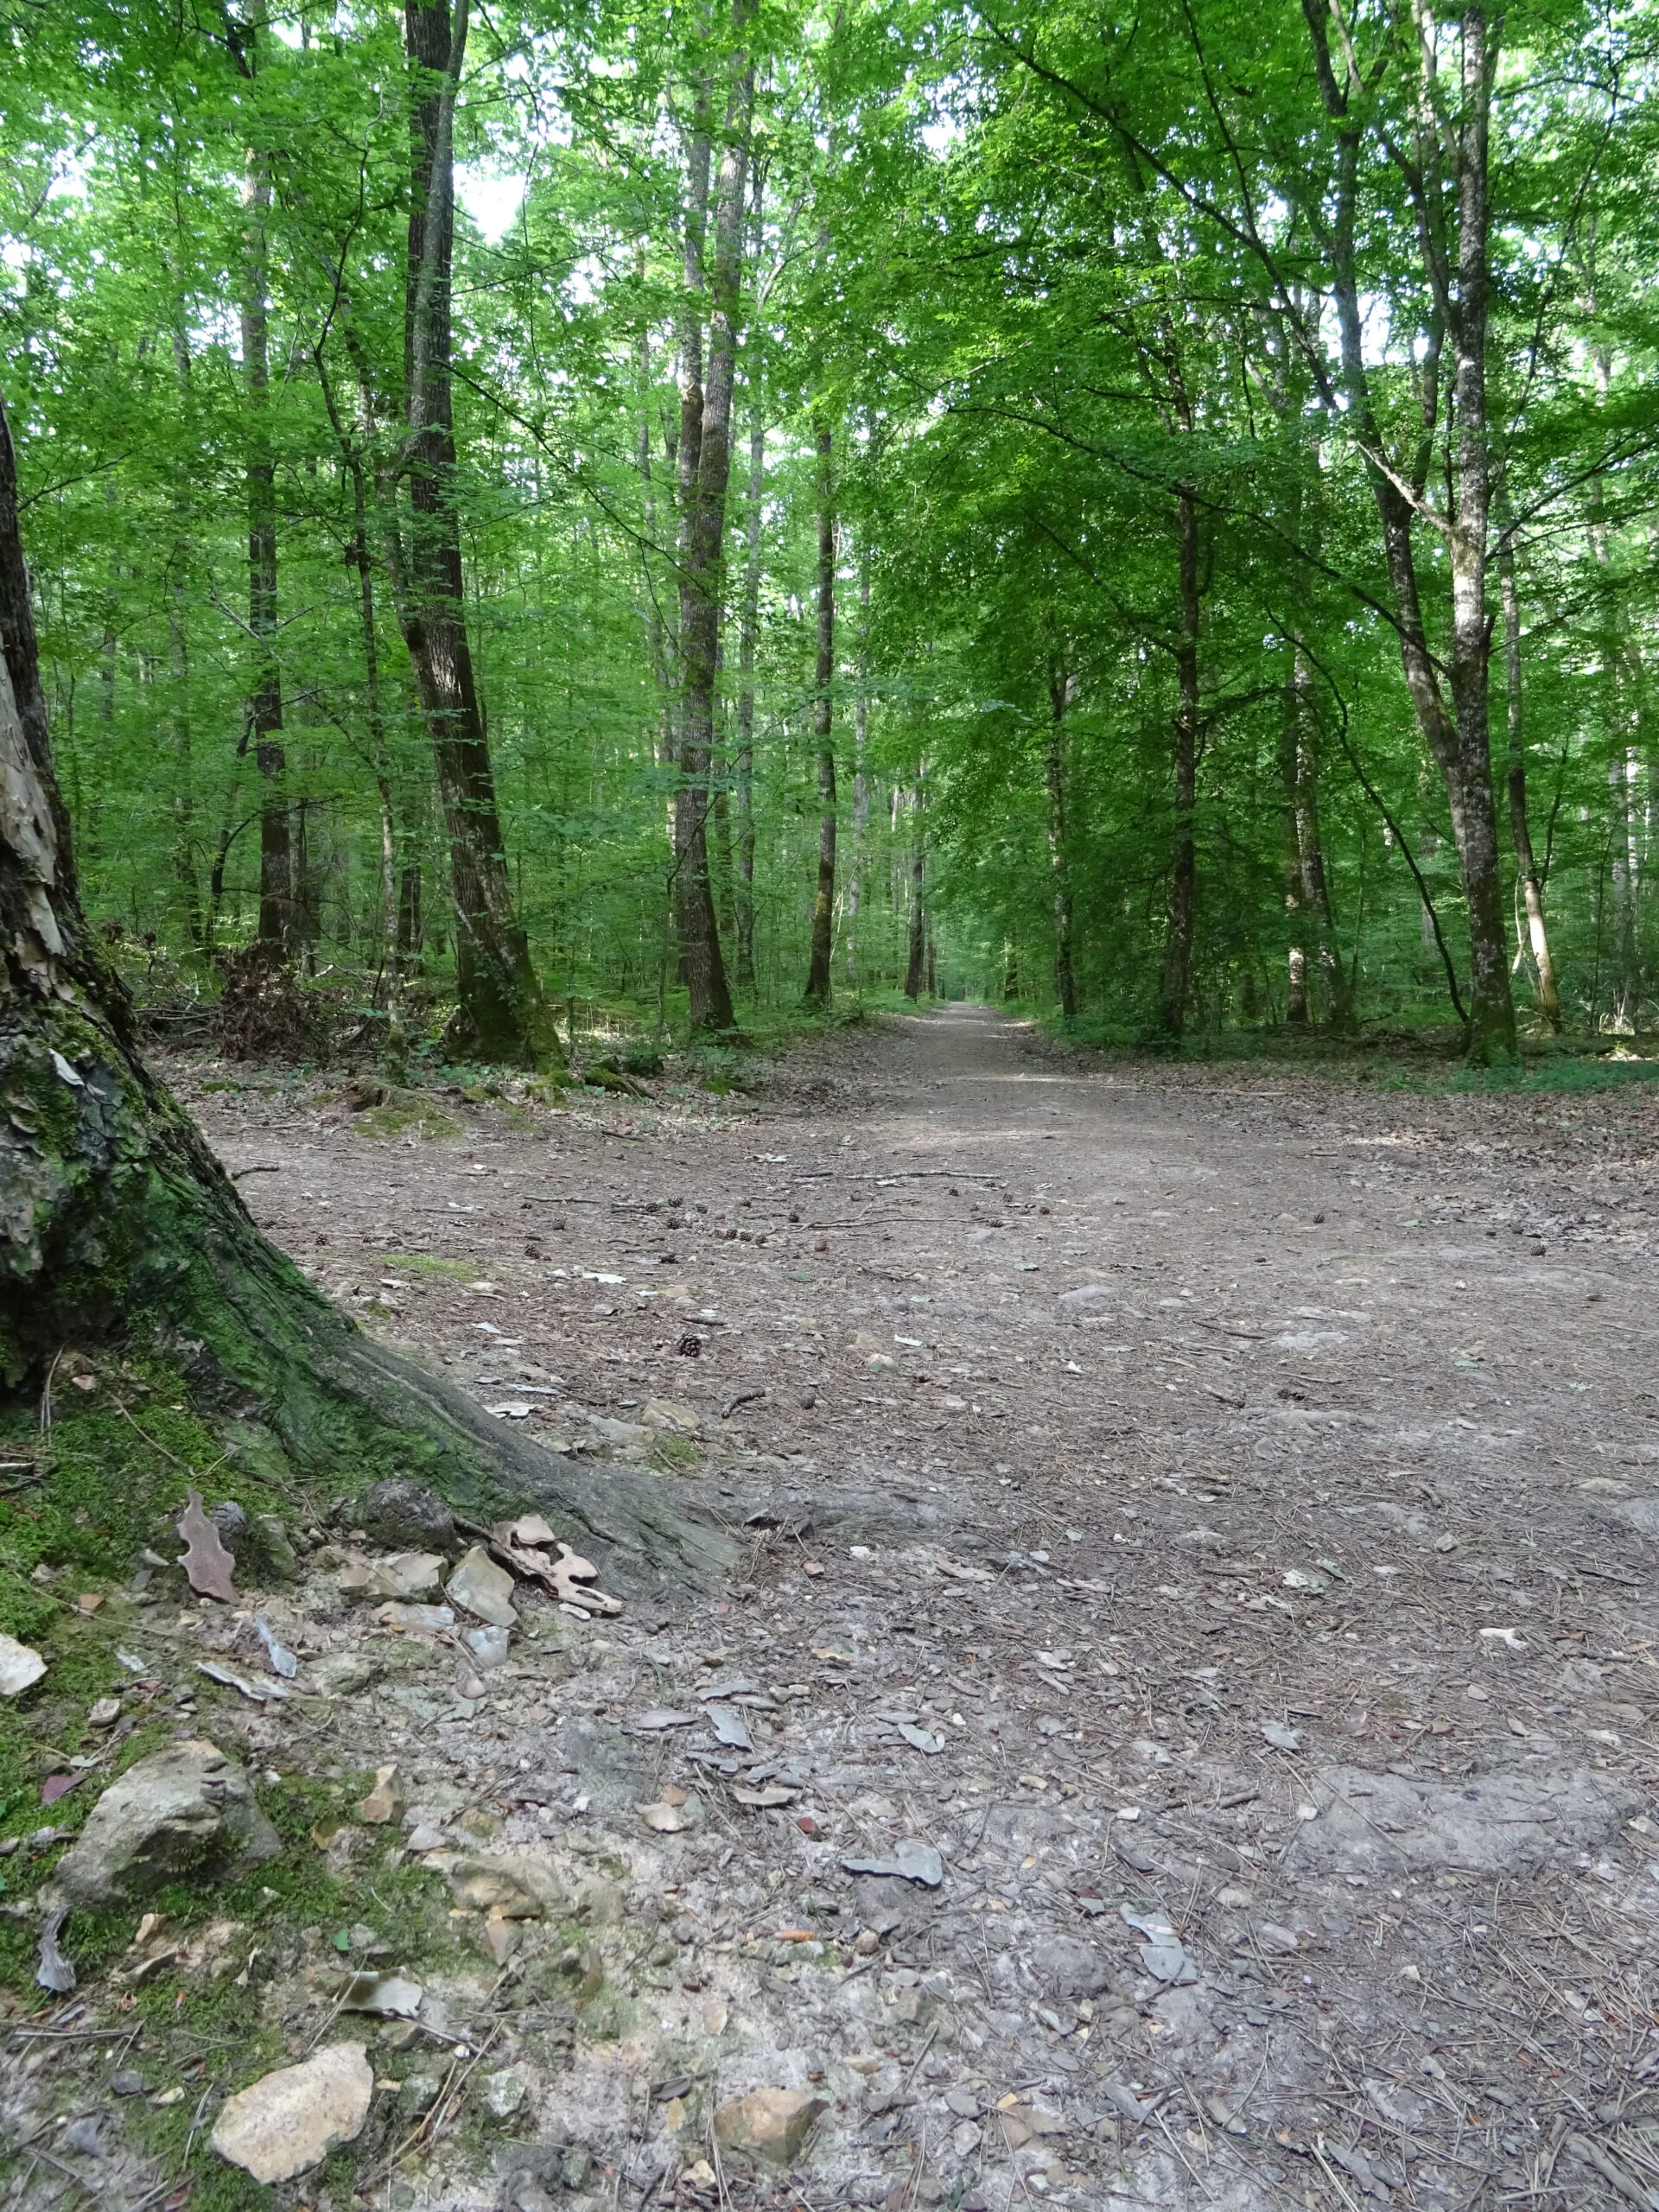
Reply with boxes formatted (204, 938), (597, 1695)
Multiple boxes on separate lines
(3, 1006), (1659, 2212)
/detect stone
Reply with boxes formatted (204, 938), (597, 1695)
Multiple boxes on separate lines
(357, 1764), (404, 1825)
(210, 2042), (372, 2184)
(208, 1500), (250, 1550)
(253, 1513), (301, 1579)
(342, 1551), (445, 1600)
(1032, 1935), (1110, 1998)
(50, 1740), (279, 1910)
(481, 2068), (527, 2119)
(110, 2071), (149, 2097)
(359, 1478), (456, 1554)
(713, 2088), (828, 2169)
(0, 1632), (46, 1697)
(463, 1624), (512, 1670)
(1292, 1764), (1642, 1877)
(446, 1545), (518, 1629)
(306, 1649), (381, 1697)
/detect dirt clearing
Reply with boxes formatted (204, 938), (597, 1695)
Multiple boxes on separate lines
(12, 1007), (1659, 2211)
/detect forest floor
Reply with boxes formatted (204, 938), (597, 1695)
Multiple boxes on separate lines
(7, 1005), (1659, 2212)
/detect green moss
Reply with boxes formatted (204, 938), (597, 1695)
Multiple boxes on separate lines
(353, 1095), (462, 1141)
(650, 1434), (700, 1472)
(378, 1253), (479, 1281)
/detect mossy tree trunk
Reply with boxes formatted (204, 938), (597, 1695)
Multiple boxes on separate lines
(0, 391), (728, 1591)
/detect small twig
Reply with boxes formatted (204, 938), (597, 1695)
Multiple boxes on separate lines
(901, 2019), (940, 2093)
(40, 1346), (64, 1439)
(115, 1402), (187, 1471)
(709, 2075), (734, 2212)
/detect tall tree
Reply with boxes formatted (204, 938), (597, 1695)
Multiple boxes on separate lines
(804, 420), (836, 1006)
(386, 0), (558, 1065)
(232, 17), (291, 955)
(673, 1), (754, 1034)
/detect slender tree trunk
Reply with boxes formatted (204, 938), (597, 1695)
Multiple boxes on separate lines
(734, 396), (763, 994)
(904, 791), (926, 1001)
(804, 421), (836, 1007)
(1046, 669), (1077, 1024)
(387, 0), (557, 1066)
(1304, 8), (1516, 1060)
(1497, 536), (1560, 1030)
(673, 10), (751, 1035)
(1278, 647), (1308, 1025)
(1280, 642), (1353, 1031)
(1158, 481), (1199, 1039)
(240, 146), (291, 955)
(845, 544), (870, 984)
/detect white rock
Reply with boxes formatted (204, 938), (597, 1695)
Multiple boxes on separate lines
(480, 2068), (526, 2118)
(0, 1632), (45, 1697)
(211, 2042), (372, 2183)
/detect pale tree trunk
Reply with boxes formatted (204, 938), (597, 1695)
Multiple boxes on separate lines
(734, 395), (763, 994)
(239, 142), (291, 955)
(904, 789), (926, 1001)
(1497, 535), (1560, 1029)
(1280, 642), (1353, 1029)
(844, 547), (870, 985)
(673, 13), (750, 1033)
(385, 0), (556, 1066)
(1278, 659), (1308, 1025)
(1046, 668), (1077, 1024)
(804, 421), (836, 1006)
(1157, 480), (1199, 1039)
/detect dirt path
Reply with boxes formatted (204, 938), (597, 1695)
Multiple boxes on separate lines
(46, 1010), (1659, 2209)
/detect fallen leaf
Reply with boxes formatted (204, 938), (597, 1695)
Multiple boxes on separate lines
(340, 1971), (422, 2018)
(199, 1662), (289, 1704)
(253, 1617), (299, 1678)
(36, 1905), (75, 1993)
(1259, 1719), (1301, 1752)
(175, 1489), (236, 1601)
(40, 1774), (77, 1806)
(734, 1784), (800, 1808)
(357, 1764), (403, 1825)
(841, 1840), (944, 1887)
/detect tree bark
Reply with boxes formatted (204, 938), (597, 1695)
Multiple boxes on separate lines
(845, 546), (870, 985)
(389, 0), (557, 1067)
(239, 145), (291, 956)
(672, 10), (751, 1035)
(1046, 669), (1077, 1024)
(1497, 536), (1560, 1030)
(0, 387), (728, 1585)
(904, 791), (926, 1001)
(734, 396), (763, 995)
(804, 421), (836, 1007)
(1157, 481), (1199, 1039)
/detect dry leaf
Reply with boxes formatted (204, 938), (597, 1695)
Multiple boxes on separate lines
(176, 1488), (237, 1601)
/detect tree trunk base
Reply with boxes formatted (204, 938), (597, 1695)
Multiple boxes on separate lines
(2, 992), (734, 1593)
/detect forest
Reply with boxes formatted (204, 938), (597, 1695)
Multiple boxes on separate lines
(5, 0), (1659, 1065)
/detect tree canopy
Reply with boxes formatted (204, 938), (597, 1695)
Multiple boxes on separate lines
(6, 0), (1659, 1059)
